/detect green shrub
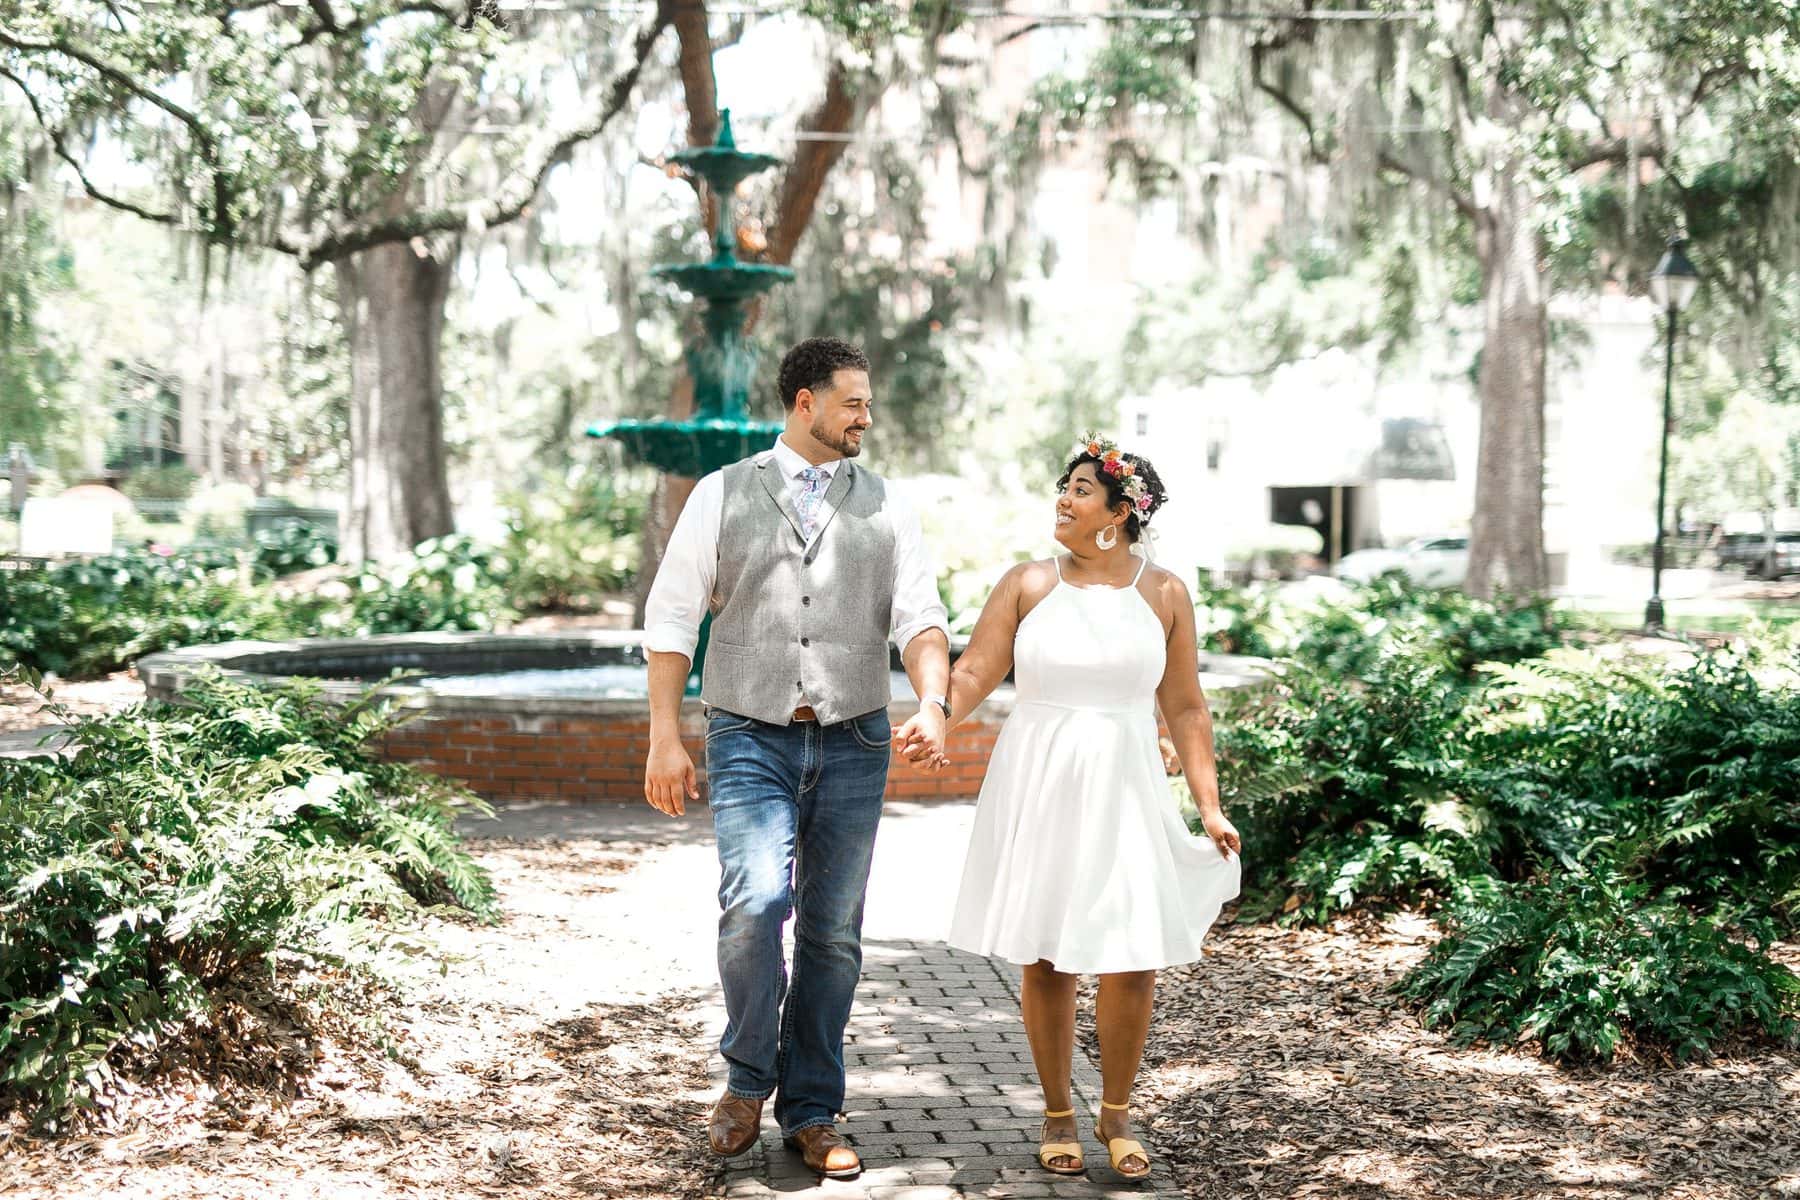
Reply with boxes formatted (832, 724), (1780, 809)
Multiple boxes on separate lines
(1216, 641), (1500, 922)
(1217, 634), (1800, 933)
(0, 549), (309, 678)
(1398, 867), (1800, 1062)
(0, 668), (495, 1128)
(499, 469), (646, 611)
(252, 522), (338, 578)
(1477, 641), (1800, 930)
(120, 466), (198, 503)
(1288, 575), (1576, 677)
(332, 534), (515, 636)
(1192, 570), (1283, 657)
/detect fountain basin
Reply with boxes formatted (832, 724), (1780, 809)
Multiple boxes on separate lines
(138, 632), (1274, 806)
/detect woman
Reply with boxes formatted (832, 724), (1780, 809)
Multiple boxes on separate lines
(936, 434), (1242, 1180)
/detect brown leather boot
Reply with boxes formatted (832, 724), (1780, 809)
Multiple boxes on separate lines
(707, 1091), (764, 1157)
(783, 1124), (862, 1179)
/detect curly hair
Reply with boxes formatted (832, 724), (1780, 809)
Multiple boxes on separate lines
(1057, 448), (1169, 543)
(778, 337), (871, 411)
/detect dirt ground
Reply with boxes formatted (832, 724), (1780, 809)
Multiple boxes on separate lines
(0, 838), (720, 1200)
(0, 672), (144, 735)
(1120, 918), (1800, 1200)
(3, 828), (1795, 1200)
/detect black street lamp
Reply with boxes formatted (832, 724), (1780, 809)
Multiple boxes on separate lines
(1645, 236), (1700, 632)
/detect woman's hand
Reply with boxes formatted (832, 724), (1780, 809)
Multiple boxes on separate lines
(1201, 810), (1241, 858)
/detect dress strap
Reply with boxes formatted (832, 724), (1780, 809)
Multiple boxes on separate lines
(1052, 556), (1065, 582)
(1129, 553), (1149, 587)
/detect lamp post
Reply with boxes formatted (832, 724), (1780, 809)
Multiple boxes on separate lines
(1644, 236), (1700, 632)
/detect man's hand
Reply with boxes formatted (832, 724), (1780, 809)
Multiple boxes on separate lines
(891, 706), (948, 772)
(645, 738), (699, 817)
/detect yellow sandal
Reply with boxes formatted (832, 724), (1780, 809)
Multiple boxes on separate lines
(1095, 1099), (1151, 1181)
(1037, 1108), (1085, 1176)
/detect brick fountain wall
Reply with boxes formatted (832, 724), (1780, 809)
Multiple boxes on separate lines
(372, 701), (1007, 805)
(139, 632), (1265, 809)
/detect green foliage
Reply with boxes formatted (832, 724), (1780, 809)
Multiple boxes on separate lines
(333, 535), (514, 637)
(499, 468), (646, 611)
(119, 465), (199, 503)
(1211, 592), (1800, 1060)
(0, 667), (494, 1128)
(1191, 573), (1577, 676)
(1219, 641), (1493, 924)
(1398, 868), (1800, 1063)
(1191, 570), (1282, 657)
(0, 196), (73, 455)
(0, 548), (314, 678)
(1290, 575), (1576, 679)
(1222, 629), (1800, 928)
(1478, 642), (1800, 929)
(251, 522), (338, 577)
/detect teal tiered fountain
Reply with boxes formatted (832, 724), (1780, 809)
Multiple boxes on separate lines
(586, 109), (795, 476)
(587, 109), (795, 690)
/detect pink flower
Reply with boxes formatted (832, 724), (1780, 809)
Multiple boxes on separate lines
(1136, 495), (1153, 512)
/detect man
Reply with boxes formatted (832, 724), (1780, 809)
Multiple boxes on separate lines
(641, 336), (952, 1179)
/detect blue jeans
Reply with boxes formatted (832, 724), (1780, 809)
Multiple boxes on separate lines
(706, 706), (891, 1136)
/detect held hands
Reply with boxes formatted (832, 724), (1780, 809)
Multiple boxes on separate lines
(892, 705), (950, 772)
(1201, 809), (1242, 859)
(644, 737), (698, 817)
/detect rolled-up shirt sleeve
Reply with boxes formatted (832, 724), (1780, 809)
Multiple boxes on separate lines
(889, 490), (950, 654)
(642, 472), (723, 661)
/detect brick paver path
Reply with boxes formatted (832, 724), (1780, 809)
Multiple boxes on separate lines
(716, 936), (1177, 1200)
(471, 800), (1182, 1199)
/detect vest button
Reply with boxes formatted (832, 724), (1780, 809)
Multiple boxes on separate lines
(801, 637), (811, 647)
(802, 596), (811, 606)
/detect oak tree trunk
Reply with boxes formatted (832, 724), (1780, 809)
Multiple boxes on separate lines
(1465, 165), (1549, 600)
(334, 240), (455, 563)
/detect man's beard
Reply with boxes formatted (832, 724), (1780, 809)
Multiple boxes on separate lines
(812, 418), (864, 458)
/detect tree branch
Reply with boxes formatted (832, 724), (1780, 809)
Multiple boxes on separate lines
(0, 64), (182, 228)
(1566, 135), (1667, 172)
(1376, 149), (1479, 221)
(283, 0), (672, 267)
(1250, 24), (1326, 166)
(0, 24), (218, 154)
(997, 19), (1054, 48)
(765, 58), (866, 267)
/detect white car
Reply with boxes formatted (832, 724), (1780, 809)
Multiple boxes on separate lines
(1333, 535), (1470, 588)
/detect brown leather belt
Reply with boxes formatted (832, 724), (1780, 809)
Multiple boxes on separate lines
(791, 705), (818, 723)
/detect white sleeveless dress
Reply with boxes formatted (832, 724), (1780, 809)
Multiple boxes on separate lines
(947, 556), (1242, 973)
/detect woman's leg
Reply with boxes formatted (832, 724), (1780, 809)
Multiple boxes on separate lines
(1095, 970), (1157, 1173)
(1019, 960), (1080, 1167)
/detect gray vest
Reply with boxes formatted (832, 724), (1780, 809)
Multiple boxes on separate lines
(702, 454), (897, 725)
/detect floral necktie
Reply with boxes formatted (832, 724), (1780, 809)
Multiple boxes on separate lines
(797, 466), (829, 540)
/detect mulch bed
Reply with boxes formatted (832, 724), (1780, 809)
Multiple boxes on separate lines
(1121, 916), (1800, 1200)
(1, 839), (719, 1200)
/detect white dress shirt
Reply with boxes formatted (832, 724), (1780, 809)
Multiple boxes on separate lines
(643, 438), (949, 668)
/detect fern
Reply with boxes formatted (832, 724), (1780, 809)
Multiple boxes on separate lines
(0, 666), (497, 1128)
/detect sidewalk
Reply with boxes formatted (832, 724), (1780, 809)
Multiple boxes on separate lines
(479, 800), (1177, 1200)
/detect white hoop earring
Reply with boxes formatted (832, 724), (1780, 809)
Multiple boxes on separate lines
(1095, 525), (1118, 550)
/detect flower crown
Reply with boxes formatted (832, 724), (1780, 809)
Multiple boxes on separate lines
(1069, 432), (1156, 517)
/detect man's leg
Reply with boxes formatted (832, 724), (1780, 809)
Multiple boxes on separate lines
(707, 713), (804, 1106)
(774, 709), (891, 1136)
